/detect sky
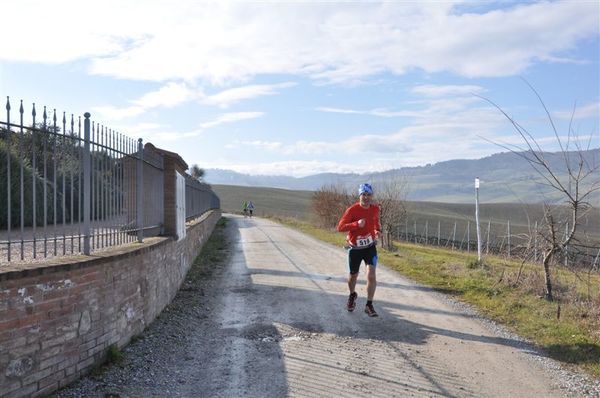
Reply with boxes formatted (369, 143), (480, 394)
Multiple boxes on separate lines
(0, 0), (598, 178)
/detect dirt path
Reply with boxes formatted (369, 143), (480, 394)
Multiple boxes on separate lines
(56, 214), (590, 397)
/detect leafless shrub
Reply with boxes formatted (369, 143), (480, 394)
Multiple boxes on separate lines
(311, 184), (353, 229)
(513, 270), (547, 296)
(376, 175), (409, 250)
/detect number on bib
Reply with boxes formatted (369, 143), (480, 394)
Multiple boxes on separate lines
(356, 234), (373, 248)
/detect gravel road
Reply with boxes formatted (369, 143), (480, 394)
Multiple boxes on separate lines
(54, 214), (600, 397)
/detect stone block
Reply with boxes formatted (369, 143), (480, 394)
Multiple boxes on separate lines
(4, 356), (33, 378)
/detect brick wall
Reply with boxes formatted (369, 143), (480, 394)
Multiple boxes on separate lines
(0, 209), (221, 398)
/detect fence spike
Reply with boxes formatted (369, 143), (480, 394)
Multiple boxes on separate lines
(19, 100), (24, 260)
(6, 97), (11, 261)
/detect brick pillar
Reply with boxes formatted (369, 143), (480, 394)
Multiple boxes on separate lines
(144, 143), (188, 238)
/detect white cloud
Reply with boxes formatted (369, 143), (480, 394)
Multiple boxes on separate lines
(106, 111), (264, 144)
(145, 129), (203, 142)
(134, 82), (200, 108)
(211, 160), (394, 177)
(93, 81), (278, 122)
(316, 107), (416, 118)
(2, 1), (597, 83)
(92, 82), (200, 121)
(146, 111), (265, 141)
(316, 107), (362, 115)
(411, 84), (486, 97)
(480, 132), (599, 151)
(91, 105), (145, 121)
(110, 122), (203, 143)
(554, 102), (600, 120)
(226, 140), (283, 151)
(203, 82), (297, 108)
(316, 84), (495, 129)
(111, 122), (162, 136)
(215, 127), (598, 177)
(200, 112), (264, 129)
(267, 88), (508, 159)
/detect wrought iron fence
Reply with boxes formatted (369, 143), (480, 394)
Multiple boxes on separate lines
(1, 96), (219, 264)
(186, 178), (220, 221)
(395, 217), (600, 268)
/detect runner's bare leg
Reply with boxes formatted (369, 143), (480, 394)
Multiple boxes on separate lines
(348, 272), (358, 294)
(366, 265), (376, 301)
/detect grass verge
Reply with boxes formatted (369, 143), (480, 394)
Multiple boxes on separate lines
(270, 216), (600, 379)
(176, 217), (229, 308)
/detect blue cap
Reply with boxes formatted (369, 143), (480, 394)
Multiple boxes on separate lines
(358, 183), (373, 195)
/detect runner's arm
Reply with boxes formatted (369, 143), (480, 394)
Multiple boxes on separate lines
(337, 207), (359, 232)
(375, 205), (382, 238)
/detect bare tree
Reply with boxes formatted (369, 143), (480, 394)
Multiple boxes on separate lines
(189, 164), (205, 181)
(375, 174), (409, 250)
(311, 183), (353, 229)
(480, 83), (600, 301)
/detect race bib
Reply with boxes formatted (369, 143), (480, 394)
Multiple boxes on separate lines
(355, 234), (374, 248)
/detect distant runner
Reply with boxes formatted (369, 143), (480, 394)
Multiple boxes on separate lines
(337, 183), (381, 317)
(247, 201), (255, 217)
(242, 201), (248, 217)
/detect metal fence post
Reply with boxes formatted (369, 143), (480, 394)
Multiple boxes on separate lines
(32, 104), (37, 258)
(534, 221), (538, 262)
(475, 177), (482, 262)
(452, 222), (457, 250)
(414, 220), (417, 244)
(83, 113), (91, 255)
(564, 222), (569, 267)
(137, 138), (143, 243)
(486, 220), (491, 255)
(5, 97), (11, 261)
(507, 220), (511, 259)
(467, 221), (471, 253)
(19, 101), (24, 260)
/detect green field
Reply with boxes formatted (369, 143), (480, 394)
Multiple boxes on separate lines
(213, 184), (314, 220)
(213, 184), (600, 246)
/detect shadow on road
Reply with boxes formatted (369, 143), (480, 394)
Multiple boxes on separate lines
(207, 215), (555, 397)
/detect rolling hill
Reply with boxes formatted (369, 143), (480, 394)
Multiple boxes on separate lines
(206, 149), (600, 204)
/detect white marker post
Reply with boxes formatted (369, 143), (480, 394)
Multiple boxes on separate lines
(475, 177), (482, 263)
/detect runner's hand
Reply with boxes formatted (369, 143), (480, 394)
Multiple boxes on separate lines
(357, 219), (366, 228)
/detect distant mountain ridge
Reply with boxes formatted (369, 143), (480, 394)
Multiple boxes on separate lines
(205, 149), (600, 204)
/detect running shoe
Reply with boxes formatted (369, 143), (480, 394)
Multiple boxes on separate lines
(364, 303), (378, 317)
(347, 292), (357, 312)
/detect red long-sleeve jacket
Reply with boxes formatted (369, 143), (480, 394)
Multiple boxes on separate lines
(337, 203), (381, 247)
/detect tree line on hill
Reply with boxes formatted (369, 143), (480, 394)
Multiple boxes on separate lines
(205, 148), (599, 205)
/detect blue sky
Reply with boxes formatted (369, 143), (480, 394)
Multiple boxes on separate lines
(1, 1), (598, 177)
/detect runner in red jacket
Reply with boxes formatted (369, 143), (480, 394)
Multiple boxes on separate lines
(337, 183), (381, 317)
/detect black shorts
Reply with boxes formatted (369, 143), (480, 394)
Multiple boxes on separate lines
(347, 244), (378, 274)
